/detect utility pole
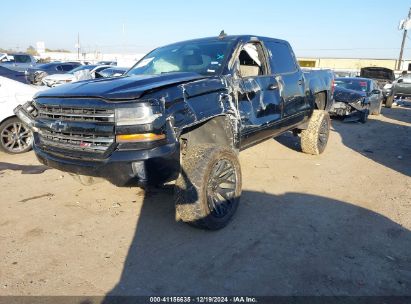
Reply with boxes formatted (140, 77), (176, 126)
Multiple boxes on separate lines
(398, 7), (411, 70)
(77, 32), (80, 60)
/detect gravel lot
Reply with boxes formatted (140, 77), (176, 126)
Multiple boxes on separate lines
(0, 105), (410, 296)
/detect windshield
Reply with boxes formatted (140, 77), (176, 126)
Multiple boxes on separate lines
(68, 65), (97, 74)
(127, 40), (233, 76)
(335, 78), (370, 93)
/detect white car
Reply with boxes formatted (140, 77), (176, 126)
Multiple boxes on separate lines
(0, 76), (46, 153)
(42, 65), (111, 87)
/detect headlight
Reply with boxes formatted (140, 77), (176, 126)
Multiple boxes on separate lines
(115, 106), (161, 126)
(383, 83), (392, 89)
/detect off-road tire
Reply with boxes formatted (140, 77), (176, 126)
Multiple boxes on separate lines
(175, 144), (242, 230)
(385, 95), (394, 108)
(301, 110), (330, 155)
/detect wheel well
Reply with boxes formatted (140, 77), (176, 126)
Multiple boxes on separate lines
(314, 91), (327, 110)
(180, 116), (237, 150)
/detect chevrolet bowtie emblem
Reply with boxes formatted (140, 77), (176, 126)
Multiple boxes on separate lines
(50, 120), (67, 132)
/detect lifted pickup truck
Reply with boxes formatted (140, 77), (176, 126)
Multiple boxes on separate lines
(15, 35), (334, 229)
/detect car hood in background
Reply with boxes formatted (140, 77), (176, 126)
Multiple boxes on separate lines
(333, 86), (366, 103)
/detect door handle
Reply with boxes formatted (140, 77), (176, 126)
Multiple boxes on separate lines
(268, 83), (279, 90)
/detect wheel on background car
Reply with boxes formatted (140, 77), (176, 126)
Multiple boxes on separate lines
(360, 109), (369, 124)
(385, 95), (394, 108)
(175, 144), (242, 230)
(301, 110), (331, 155)
(371, 100), (383, 115)
(0, 117), (33, 154)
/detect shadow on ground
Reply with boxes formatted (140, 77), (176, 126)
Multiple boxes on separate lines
(276, 106), (411, 177)
(0, 162), (50, 174)
(101, 188), (411, 298)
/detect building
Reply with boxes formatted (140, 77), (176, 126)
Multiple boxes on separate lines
(297, 57), (411, 72)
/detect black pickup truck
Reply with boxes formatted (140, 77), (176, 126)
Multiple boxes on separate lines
(15, 35), (334, 230)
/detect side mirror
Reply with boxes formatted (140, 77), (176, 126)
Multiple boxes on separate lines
(397, 78), (403, 83)
(371, 89), (381, 95)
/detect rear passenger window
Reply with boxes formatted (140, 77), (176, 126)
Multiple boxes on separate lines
(265, 41), (297, 74)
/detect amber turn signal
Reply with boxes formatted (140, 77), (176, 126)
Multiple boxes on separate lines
(116, 133), (166, 143)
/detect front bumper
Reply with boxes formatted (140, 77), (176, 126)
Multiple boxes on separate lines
(14, 104), (180, 187)
(34, 141), (180, 187)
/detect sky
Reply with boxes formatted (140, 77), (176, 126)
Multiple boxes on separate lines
(1, 0), (411, 59)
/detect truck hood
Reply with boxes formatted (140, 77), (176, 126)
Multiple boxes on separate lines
(333, 86), (366, 103)
(35, 72), (207, 101)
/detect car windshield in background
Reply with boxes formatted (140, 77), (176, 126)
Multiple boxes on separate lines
(127, 40), (233, 77)
(68, 65), (97, 74)
(335, 78), (370, 92)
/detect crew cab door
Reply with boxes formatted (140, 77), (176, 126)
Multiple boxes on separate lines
(235, 40), (282, 148)
(264, 40), (306, 121)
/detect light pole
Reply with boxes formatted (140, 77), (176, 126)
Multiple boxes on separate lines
(398, 8), (411, 70)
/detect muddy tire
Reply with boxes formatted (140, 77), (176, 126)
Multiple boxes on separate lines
(301, 110), (330, 155)
(175, 144), (242, 230)
(385, 95), (394, 108)
(0, 117), (33, 154)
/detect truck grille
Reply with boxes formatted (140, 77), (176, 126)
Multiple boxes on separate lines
(40, 130), (114, 153)
(35, 103), (115, 157)
(37, 104), (114, 122)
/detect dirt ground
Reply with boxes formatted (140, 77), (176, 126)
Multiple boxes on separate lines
(0, 104), (410, 297)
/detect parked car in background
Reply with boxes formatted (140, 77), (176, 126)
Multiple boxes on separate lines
(333, 77), (383, 115)
(0, 53), (37, 72)
(386, 73), (411, 106)
(333, 70), (358, 78)
(0, 66), (27, 83)
(0, 76), (45, 153)
(330, 86), (370, 123)
(42, 65), (111, 87)
(96, 60), (117, 66)
(25, 62), (82, 85)
(360, 67), (395, 108)
(95, 67), (128, 78)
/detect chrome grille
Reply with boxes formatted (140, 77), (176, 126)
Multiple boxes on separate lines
(36, 104), (114, 122)
(39, 130), (114, 153)
(35, 103), (115, 156)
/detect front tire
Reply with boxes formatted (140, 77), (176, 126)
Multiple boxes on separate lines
(0, 117), (33, 154)
(175, 144), (242, 230)
(301, 110), (331, 155)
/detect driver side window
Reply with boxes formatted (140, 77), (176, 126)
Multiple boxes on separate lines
(238, 43), (267, 78)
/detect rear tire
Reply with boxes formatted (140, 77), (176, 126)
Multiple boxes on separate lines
(301, 110), (330, 155)
(175, 144), (242, 230)
(385, 95), (394, 108)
